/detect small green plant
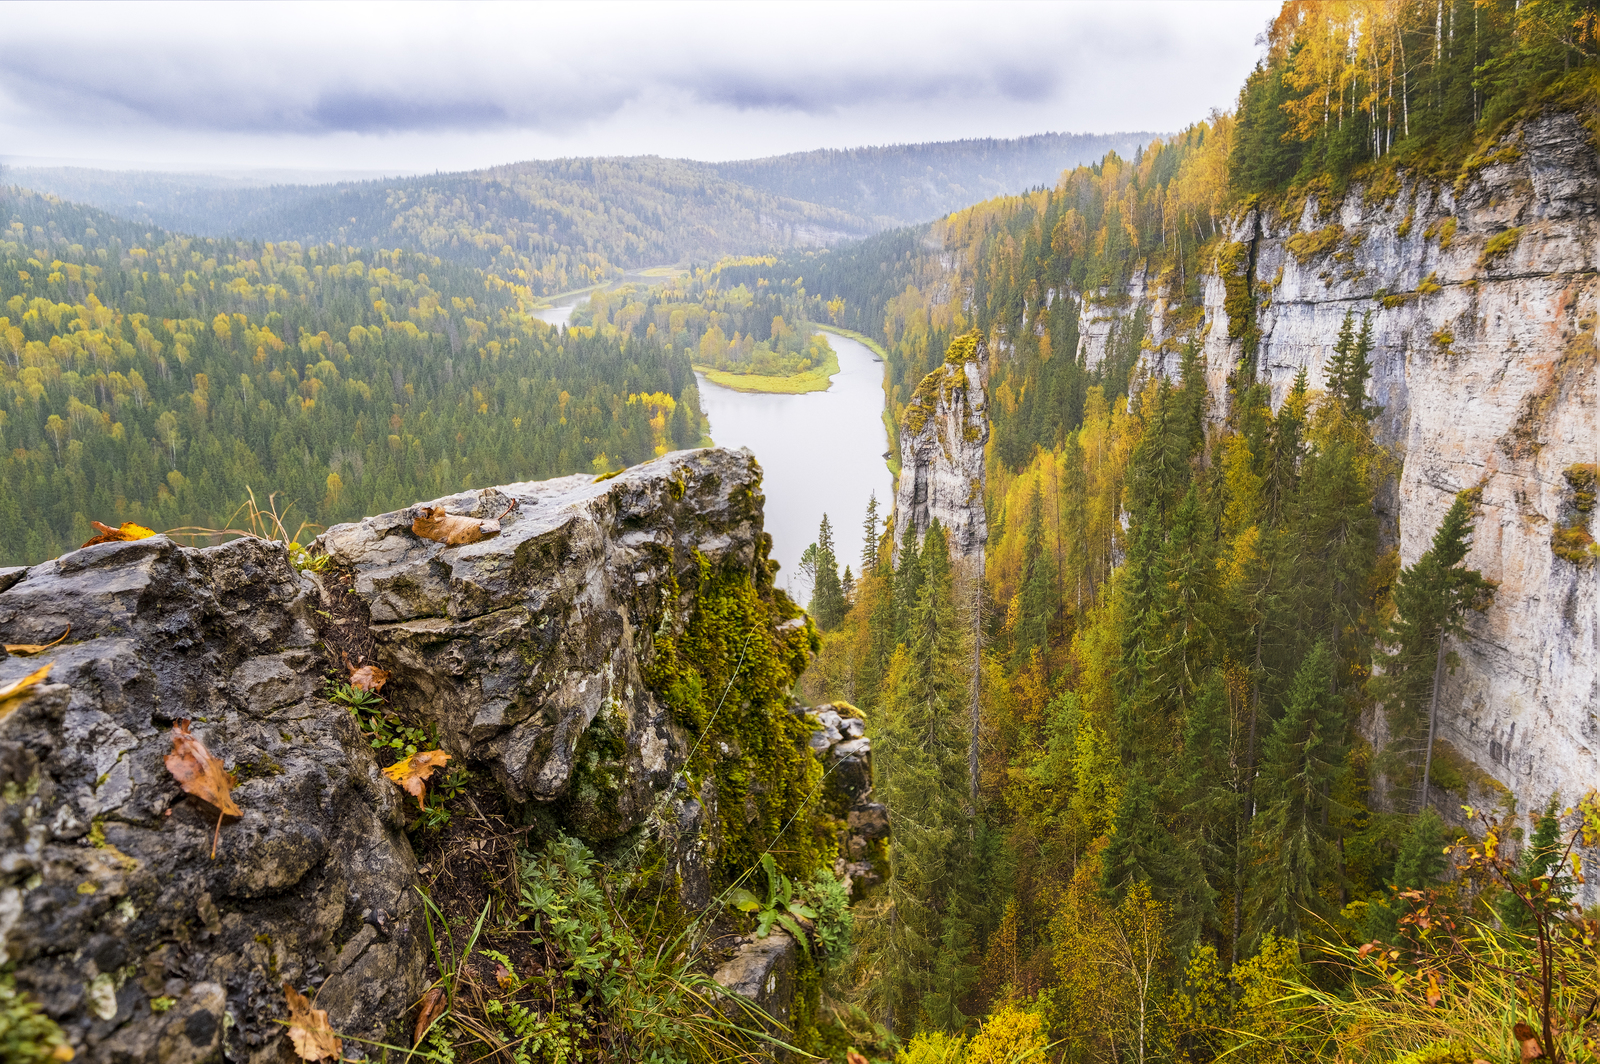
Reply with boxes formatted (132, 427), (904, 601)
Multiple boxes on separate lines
(728, 852), (818, 952)
(0, 974), (73, 1063)
(1478, 226), (1521, 270)
(726, 852), (855, 965)
(286, 540), (331, 572)
(329, 682), (436, 758)
(416, 834), (786, 1063)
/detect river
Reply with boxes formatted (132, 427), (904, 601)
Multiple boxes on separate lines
(535, 288), (892, 601)
(694, 330), (892, 601)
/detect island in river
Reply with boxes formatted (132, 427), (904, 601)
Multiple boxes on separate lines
(694, 325), (888, 394)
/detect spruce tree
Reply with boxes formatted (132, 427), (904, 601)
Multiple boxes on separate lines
(809, 513), (846, 630)
(1373, 490), (1495, 808)
(870, 520), (974, 1034)
(1250, 642), (1348, 942)
(1327, 310), (1378, 419)
(862, 491), (881, 576)
(1012, 481), (1054, 665)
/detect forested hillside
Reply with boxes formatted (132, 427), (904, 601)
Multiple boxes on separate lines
(0, 187), (704, 565)
(711, 132), (1159, 226)
(786, 0), (1599, 1059)
(6, 159), (876, 297)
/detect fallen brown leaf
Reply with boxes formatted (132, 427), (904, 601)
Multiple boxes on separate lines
(847, 1050), (870, 1064)
(1514, 1023), (1545, 1060)
(413, 986), (446, 1047)
(382, 750), (452, 807)
(412, 506), (500, 546)
(283, 983), (342, 1061)
(81, 521), (157, 548)
(165, 721), (241, 859)
(1424, 972), (1442, 1007)
(341, 652), (388, 693)
(5, 626), (70, 656)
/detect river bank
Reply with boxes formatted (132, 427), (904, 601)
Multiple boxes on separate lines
(695, 328), (891, 593)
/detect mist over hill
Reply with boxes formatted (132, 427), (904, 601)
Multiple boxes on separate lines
(5, 132), (1160, 294)
(710, 131), (1160, 224)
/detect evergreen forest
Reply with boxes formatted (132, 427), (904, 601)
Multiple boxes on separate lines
(0, 0), (1596, 1060)
(781, 1), (1600, 1059)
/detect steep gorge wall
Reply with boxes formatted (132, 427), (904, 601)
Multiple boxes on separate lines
(1095, 113), (1598, 821)
(893, 335), (991, 561)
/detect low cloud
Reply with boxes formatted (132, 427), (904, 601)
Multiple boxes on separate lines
(0, 0), (1276, 169)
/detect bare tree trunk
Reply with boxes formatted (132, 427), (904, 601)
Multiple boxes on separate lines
(1419, 630), (1446, 812)
(969, 560), (983, 815)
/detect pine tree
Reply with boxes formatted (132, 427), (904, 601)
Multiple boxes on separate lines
(862, 491), (881, 576)
(869, 520), (975, 1035)
(1012, 481), (1054, 665)
(809, 513), (846, 630)
(1250, 642), (1348, 942)
(1373, 490), (1495, 808)
(1327, 310), (1378, 419)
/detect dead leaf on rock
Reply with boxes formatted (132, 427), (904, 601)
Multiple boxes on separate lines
(81, 521), (157, 548)
(413, 986), (446, 1047)
(0, 663), (53, 723)
(383, 750), (452, 807)
(5, 626), (70, 656)
(341, 652), (387, 693)
(411, 506), (499, 546)
(165, 720), (241, 859)
(283, 983), (342, 1061)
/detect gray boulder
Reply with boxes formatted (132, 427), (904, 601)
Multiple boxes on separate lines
(0, 535), (423, 1062)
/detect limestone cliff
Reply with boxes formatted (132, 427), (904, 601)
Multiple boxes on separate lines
(893, 333), (991, 560)
(0, 447), (875, 1062)
(1086, 113), (1598, 826)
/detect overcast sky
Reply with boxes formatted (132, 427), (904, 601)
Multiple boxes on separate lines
(0, 1), (1277, 177)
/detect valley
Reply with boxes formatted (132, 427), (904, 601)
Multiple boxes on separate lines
(0, 3), (1596, 1063)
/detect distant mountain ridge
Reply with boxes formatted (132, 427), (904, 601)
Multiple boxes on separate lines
(5, 132), (1161, 295)
(710, 132), (1161, 225)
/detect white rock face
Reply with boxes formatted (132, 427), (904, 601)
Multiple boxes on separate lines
(1088, 113), (1598, 830)
(893, 339), (991, 560)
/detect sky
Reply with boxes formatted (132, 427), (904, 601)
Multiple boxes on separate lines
(0, 0), (1279, 177)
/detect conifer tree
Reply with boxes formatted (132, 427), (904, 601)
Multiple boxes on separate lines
(862, 491), (881, 576)
(1373, 489), (1495, 808)
(1327, 310), (1378, 419)
(1250, 642), (1348, 942)
(1012, 481), (1055, 665)
(869, 521), (976, 1034)
(808, 514), (846, 630)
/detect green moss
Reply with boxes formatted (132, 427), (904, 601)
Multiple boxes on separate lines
(1553, 463), (1597, 567)
(1477, 226), (1522, 271)
(0, 974), (72, 1064)
(644, 549), (829, 888)
(1286, 224), (1344, 265)
(1415, 272), (1443, 296)
(1437, 217), (1458, 249)
(1217, 241), (1258, 347)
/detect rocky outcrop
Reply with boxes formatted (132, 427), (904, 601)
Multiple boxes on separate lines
(0, 447), (846, 1062)
(0, 535), (425, 1062)
(313, 447), (773, 834)
(806, 702), (885, 897)
(894, 334), (990, 560)
(1087, 113), (1598, 835)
